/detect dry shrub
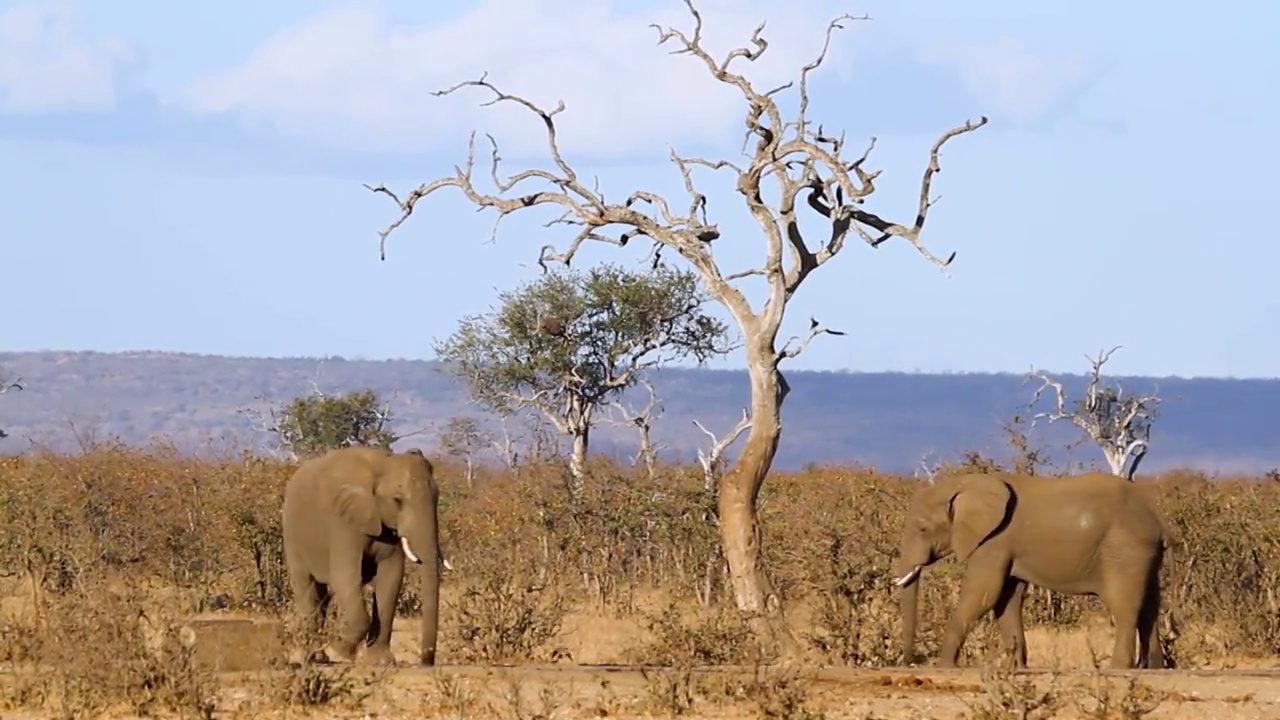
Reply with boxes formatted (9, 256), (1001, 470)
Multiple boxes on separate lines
(448, 573), (569, 663)
(4, 581), (218, 719)
(963, 667), (1065, 720)
(0, 438), (1274, 703)
(627, 600), (762, 666)
(268, 662), (379, 710)
(1151, 471), (1280, 662)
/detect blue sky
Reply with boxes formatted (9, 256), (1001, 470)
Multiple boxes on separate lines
(2, 0), (1276, 379)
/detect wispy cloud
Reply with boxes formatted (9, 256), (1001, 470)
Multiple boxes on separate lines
(178, 0), (861, 159)
(0, 0), (1109, 165)
(0, 0), (138, 114)
(916, 36), (1104, 128)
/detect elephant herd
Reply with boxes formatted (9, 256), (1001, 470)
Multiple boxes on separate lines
(282, 446), (1168, 670)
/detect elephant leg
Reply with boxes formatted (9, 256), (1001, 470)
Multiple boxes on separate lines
(1100, 571), (1145, 669)
(992, 577), (1028, 669)
(325, 549), (369, 664)
(286, 566), (326, 666)
(1136, 569), (1165, 669)
(365, 551), (405, 666)
(938, 556), (1010, 667)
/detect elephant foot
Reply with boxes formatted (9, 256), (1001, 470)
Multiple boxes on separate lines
(363, 645), (398, 667)
(286, 647), (333, 667)
(322, 643), (357, 664)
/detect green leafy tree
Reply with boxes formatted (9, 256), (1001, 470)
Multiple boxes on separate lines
(245, 388), (398, 460)
(434, 262), (730, 494)
(368, 2), (985, 645)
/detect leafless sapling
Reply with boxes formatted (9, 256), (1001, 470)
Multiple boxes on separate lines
(1029, 346), (1162, 480)
(366, 1), (986, 633)
(602, 376), (666, 479)
(439, 415), (493, 488)
(489, 412), (521, 469)
(0, 372), (20, 440)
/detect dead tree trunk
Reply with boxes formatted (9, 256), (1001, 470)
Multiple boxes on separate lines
(717, 348), (783, 617)
(569, 422), (589, 495)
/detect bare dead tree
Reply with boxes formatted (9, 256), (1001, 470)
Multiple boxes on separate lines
(915, 451), (942, 483)
(602, 376), (665, 479)
(366, 0), (986, 639)
(0, 372), (21, 440)
(692, 409), (752, 494)
(1029, 346), (1162, 480)
(490, 413), (521, 469)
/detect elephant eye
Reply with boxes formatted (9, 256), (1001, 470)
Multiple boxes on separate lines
(394, 496), (404, 508)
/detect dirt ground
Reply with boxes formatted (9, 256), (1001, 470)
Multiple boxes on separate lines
(3, 590), (1279, 719)
(209, 663), (1280, 720)
(185, 609), (1280, 719)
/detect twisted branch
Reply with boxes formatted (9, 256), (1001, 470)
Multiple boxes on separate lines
(367, 0), (986, 354)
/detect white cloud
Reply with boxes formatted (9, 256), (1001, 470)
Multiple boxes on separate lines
(179, 0), (861, 158)
(0, 0), (137, 114)
(916, 37), (1096, 125)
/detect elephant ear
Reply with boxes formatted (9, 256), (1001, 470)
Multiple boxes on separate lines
(948, 476), (1012, 561)
(334, 484), (383, 537)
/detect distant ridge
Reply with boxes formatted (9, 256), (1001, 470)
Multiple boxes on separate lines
(1, 350), (1277, 475)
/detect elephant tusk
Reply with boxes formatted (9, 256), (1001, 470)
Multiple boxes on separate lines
(894, 565), (922, 587)
(442, 557), (454, 572)
(400, 536), (423, 564)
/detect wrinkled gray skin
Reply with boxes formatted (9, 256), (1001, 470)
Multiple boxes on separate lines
(282, 446), (449, 666)
(893, 471), (1166, 670)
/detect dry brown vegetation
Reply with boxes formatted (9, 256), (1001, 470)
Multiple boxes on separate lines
(0, 443), (1278, 718)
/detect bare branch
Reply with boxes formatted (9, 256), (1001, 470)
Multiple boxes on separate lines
(368, 3), (985, 342)
(692, 408), (752, 493)
(603, 377), (665, 477)
(778, 316), (846, 361)
(234, 396), (295, 460)
(915, 451), (942, 484)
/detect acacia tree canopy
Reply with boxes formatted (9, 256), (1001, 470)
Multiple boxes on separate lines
(434, 262), (730, 488)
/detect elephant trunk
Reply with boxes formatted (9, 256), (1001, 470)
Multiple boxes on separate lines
(898, 569), (921, 664)
(415, 513), (441, 666)
(893, 545), (928, 665)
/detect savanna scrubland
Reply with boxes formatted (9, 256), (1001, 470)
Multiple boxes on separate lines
(0, 442), (1277, 719)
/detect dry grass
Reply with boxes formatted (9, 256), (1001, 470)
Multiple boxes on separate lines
(0, 442), (1277, 718)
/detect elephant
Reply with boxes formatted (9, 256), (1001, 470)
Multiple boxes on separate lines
(891, 470), (1166, 670)
(282, 445), (449, 666)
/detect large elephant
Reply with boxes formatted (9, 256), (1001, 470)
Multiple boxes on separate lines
(282, 446), (447, 666)
(892, 471), (1166, 670)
